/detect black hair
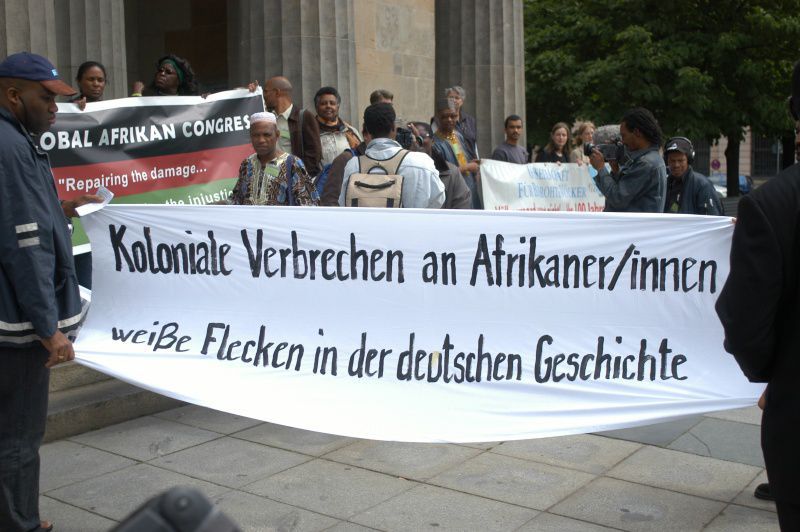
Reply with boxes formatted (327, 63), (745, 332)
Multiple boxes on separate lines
(621, 107), (662, 145)
(504, 114), (522, 128)
(152, 54), (198, 96)
(76, 61), (107, 82)
(314, 86), (341, 107)
(363, 103), (396, 138)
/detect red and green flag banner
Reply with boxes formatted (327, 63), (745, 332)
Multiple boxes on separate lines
(44, 88), (264, 251)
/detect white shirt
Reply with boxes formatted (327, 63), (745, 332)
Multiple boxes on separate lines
(276, 104), (293, 154)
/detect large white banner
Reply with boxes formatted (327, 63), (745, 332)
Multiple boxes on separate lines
(481, 160), (606, 212)
(76, 205), (761, 442)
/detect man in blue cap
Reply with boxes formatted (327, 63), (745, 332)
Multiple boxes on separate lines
(0, 52), (100, 532)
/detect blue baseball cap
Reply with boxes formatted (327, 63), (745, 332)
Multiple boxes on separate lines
(0, 52), (76, 95)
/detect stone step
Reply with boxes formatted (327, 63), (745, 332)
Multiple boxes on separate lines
(45, 378), (183, 443)
(49, 361), (112, 393)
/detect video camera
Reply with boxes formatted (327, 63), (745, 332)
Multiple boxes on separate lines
(111, 486), (241, 532)
(583, 124), (626, 162)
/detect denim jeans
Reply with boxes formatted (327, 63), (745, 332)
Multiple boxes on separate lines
(0, 345), (49, 532)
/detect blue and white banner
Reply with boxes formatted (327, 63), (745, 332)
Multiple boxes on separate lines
(481, 160), (605, 212)
(75, 205), (759, 442)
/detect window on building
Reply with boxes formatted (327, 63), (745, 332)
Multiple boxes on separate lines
(751, 135), (782, 179)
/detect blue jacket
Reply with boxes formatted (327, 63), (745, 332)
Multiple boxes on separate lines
(594, 145), (667, 213)
(0, 107), (84, 348)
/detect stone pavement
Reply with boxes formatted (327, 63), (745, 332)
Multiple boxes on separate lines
(39, 404), (778, 531)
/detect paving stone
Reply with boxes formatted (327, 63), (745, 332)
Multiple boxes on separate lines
(703, 504), (779, 531)
(212, 489), (338, 531)
(46, 463), (228, 521)
(40, 440), (135, 492)
(149, 436), (311, 488)
(243, 459), (414, 519)
(69, 416), (222, 461)
(704, 405), (762, 426)
(39, 495), (117, 532)
(155, 404), (263, 434)
(517, 512), (620, 531)
(667, 418), (765, 467)
(607, 446), (760, 501)
(550, 477), (724, 532)
(350, 484), (537, 531)
(323, 522), (380, 531)
(323, 440), (481, 480)
(493, 434), (641, 474)
(596, 416), (702, 447)
(455, 441), (500, 450)
(233, 422), (354, 456)
(732, 470), (776, 513)
(429, 452), (594, 510)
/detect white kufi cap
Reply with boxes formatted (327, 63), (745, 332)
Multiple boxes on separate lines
(250, 112), (277, 125)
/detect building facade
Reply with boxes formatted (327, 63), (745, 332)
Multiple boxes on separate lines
(0, 0), (526, 157)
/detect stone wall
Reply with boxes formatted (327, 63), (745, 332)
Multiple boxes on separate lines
(353, 0), (436, 127)
(1, 0), (127, 99)
(436, 0), (526, 157)
(227, 0), (358, 123)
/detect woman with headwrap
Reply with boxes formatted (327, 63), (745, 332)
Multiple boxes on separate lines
(132, 54), (198, 96)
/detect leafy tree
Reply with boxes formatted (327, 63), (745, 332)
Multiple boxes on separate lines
(524, 0), (800, 195)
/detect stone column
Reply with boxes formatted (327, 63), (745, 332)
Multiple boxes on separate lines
(1, 0), (59, 59)
(1, 0), (128, 99)
(228, 0), (359, 124)
(435, 0), (526, 157)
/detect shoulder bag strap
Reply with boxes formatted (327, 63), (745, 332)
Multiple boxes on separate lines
(286, 155), (296, 206)
(298, 108), (305, 159)
(359, 149), (409, 175)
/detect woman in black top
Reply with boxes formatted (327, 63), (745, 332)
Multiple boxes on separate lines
(74, 61), (107, 102)
(534, 121), (571, 163)
(70, 61), (107, 109)
(139, 54), (198, 96)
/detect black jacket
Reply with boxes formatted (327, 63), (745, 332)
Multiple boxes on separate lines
(715, 163), (800, 503)
(665, 167), (724, 215)
(0, 107), (84, 348)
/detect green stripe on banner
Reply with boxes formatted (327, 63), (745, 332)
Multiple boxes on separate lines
(72, 179), (237, 249)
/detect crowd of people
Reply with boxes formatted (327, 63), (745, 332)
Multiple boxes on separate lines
(64, 54), (723, 215)
(3, 48), (800, 531)
(60, 52), (732, 217)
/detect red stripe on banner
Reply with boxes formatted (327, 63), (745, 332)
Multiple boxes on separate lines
(52, 143), (253, 200)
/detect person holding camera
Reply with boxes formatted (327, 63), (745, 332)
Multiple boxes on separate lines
(663, 137), (723, 215)
(589, 107), (667, 212)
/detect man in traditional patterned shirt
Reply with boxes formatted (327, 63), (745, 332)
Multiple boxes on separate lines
(228, 112), (318, 206)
